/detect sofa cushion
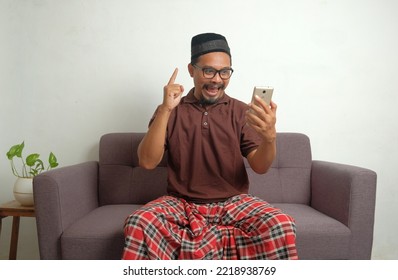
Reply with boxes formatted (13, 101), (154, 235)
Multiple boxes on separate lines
(61, 204), (140, 260)
(61, 202), (350, 260)
(275, 203), (351, 259)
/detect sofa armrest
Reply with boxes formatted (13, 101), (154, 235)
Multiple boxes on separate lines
(33, 161), (99, 259)
(311, 160), (377, 259)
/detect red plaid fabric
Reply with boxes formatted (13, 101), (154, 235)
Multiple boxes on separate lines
(122, 194), (298, 260)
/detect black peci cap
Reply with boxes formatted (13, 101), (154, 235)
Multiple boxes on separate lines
(191, 33), (231, 61)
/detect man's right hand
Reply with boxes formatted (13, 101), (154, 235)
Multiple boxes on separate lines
(138, 68), (184, 169)
(162, 68), (184, 112)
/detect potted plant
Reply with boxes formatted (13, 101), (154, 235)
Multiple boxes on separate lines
(6, 141), (59, 206)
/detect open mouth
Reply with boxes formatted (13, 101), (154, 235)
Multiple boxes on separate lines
(204, 84), (224, 96)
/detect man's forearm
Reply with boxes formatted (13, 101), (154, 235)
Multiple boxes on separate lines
(138, 106), (171, 169)
(247, 140), (276, 174)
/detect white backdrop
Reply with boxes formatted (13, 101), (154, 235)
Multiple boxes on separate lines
(1, 0), (397, 259)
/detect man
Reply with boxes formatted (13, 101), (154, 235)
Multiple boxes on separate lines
(122, 33), (297, 260)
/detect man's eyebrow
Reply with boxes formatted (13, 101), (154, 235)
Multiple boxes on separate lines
(202, 65), (232, 69)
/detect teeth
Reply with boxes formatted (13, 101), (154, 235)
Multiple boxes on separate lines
(204, 84), (223, 96)
(206, 85), (219, 90)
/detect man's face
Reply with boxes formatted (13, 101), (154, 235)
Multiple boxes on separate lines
(189, 52), (232, 104)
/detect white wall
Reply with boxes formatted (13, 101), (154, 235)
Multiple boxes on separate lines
(1, 0), (397, 259)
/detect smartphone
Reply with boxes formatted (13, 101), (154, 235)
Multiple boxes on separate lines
(251, 86), (274, 107)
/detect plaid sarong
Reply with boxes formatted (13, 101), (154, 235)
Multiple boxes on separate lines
(122, 194), (297, 260)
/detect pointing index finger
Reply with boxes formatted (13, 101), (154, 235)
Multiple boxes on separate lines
(168, 68), (179, 85)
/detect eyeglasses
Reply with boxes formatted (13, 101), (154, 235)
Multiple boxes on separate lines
(192, 64), (234, 80)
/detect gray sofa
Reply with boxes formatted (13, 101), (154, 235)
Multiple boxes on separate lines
(33, 132), (377, 259)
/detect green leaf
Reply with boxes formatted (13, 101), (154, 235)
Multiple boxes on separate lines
(26, 153), (40, 167)
(6, 142), (24, 159)
(16, 141), (24, 157)
(48, 152), (59, 168)
(6, 144), (20, 159)
(36, 159), (44, 170)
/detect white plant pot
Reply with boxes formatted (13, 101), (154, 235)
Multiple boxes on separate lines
(13, 177), (34, 206)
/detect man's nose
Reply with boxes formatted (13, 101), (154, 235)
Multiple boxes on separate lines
(211, 72), (222, 82)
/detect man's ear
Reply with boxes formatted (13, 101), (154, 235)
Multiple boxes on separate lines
(188, 63), (194, 77)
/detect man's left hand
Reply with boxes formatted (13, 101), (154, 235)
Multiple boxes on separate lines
(246, 95), (277, 143)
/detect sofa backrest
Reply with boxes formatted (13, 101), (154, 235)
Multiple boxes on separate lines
(246, 133), (312, 204)
(98, 132), (312, 206)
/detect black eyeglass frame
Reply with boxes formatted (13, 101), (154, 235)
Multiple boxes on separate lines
(192, 64), (234, 80)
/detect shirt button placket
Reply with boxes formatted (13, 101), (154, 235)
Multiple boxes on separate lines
(202, 111), (209, 129)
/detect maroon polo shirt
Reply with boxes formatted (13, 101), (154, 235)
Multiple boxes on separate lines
(150, 88), (262, 203)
